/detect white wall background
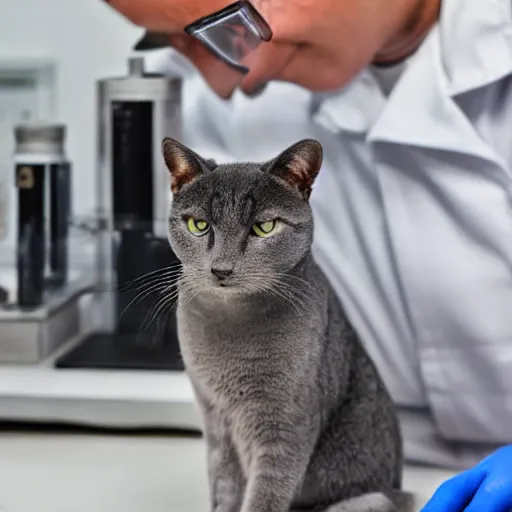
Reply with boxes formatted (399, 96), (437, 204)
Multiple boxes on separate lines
(0, 0), (142, 220)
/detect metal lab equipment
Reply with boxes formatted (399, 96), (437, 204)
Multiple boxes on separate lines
(0, 122), (89, 364)
(14, 123), (71, 305)
(55, 57), (184, 371)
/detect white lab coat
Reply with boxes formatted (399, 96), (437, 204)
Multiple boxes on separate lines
(145, 0), (512, 469)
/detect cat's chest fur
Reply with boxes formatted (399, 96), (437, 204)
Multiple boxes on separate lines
(177, 298), (319, 473)
(178, 301), (306, 404)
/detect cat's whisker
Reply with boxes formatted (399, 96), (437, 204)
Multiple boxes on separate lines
(273, 278), (313, 304)
(140, 288), (180, 334)
(277, 289), (304, 314)
(170, 270), (313, 315)
(281, 287), (310, 312)
(248, 270), (318, 297)
(138, 299), (164, 335)
(119, 276), (180, 295)
(168, 295), (181, 313)
(118, 264), (183, 291)
(273, 272), (321, 294)
(155, 290), (181, 321)
(266, 272), (314, 297)
(156, 272), (185, 294)
(268, 277), (310, 314)
(272, 290), (301, 314)
(118, 272), (185, 321)
(171, 275), (197, 301)
(179, 276), (206, 306)
(261, 284), (292, 311)
(130, 272), (184, 295)
(119, 272), (183, 294)
(242, 271), (312, 312)
(119, 282), (170, 321)
(124, 275), (183, 335)
(259, 278), (302, 314)
(243, 280), (267, 298)
(181, 281), (204, 302)
(119, 263), (181, 285)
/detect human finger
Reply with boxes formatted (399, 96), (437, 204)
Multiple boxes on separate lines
(239, 40), (299, 95)
(169, 35), (244, 98)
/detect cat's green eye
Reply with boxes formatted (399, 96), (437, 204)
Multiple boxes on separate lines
(187, 218), (210, 236)
(252, 220), (277, 238)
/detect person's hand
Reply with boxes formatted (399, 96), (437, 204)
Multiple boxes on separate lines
(421, 445), (512, 512)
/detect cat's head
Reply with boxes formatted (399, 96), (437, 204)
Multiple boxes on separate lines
(162, 138), (323, 295)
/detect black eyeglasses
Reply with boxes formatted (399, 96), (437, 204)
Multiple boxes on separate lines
(184, 0), (272, 74)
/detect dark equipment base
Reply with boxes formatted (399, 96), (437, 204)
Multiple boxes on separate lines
(54, 332), (185, 371)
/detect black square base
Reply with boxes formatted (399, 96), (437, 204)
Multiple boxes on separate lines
(0, 286), (8, 305)
(55, 332), (185, 371)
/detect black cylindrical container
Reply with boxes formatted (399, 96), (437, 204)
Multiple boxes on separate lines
(14, 123), (72, 306)
(111, 100), (154, 232)
(14, 162), (45, 308)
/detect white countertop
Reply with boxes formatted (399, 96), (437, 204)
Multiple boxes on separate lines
(0, 332), (203, 431)
(0, 428), (456, 512)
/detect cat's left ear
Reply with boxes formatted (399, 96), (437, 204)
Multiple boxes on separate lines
(162, 138), (215, 194)
(265, 139), (323, 200)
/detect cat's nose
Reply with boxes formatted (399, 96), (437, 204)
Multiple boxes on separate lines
(211, 267), (233, 280)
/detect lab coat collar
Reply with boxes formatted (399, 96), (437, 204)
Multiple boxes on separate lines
(441, 0), (512, 97)
(311, 69), (385, 134)
(312, 0), (512, 167)
(367, 26), (508, 168)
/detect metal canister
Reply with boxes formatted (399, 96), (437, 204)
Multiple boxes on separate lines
(96, 56), (183, 331)
(97, 56), (182, 235)
(14, 123), (72, 308)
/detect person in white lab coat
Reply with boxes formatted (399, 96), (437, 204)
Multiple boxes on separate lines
(105, 0), (512, 509)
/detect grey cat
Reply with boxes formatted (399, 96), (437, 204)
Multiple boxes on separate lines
(162, 137), (414, 512)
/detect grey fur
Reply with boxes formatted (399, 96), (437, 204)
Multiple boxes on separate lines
(163, 138), (411, 512)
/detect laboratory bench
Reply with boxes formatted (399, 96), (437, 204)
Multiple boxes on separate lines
(0, 424), (456, 512)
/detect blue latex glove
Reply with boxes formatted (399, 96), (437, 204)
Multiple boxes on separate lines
(421, 445), (512, 512)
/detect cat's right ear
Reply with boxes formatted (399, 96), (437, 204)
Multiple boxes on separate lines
(162, 138), (208, 194)
(265, 139), (323, 200)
